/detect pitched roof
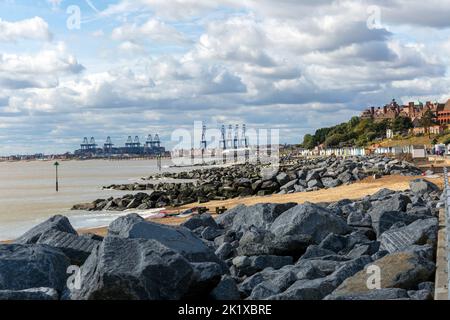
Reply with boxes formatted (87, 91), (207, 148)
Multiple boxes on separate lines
(443, 99), (450, 111)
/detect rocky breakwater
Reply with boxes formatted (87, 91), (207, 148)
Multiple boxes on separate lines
(75, 156), (423, 212)
(0, 178), (441, 300)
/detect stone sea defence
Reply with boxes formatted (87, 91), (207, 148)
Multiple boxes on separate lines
(74, 156), (423, 212)
(0, 179), (440, 300)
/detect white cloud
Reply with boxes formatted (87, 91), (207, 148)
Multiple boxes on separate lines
(112, 18), (191, 46)
(0, 42), (84, 89)
(0, 16), (52, 42)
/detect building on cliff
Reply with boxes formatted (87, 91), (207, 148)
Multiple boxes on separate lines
(361, 99), (450, 125)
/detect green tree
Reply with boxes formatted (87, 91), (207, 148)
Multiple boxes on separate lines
(419, 110), (437, 137)
(347, 116), (360, 129)
(302, 134), (315, 149)
(391, 116), (413, 133)
(324, 133), (346, 148)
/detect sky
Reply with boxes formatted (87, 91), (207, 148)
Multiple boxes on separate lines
(1, 0), (450, 155)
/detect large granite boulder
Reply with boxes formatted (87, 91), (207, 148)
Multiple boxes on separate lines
(181, 214), (218, 231)
(36, 229), (101, 265)
(0, 244), (70, 292)
(371, 194), (411, 213)
(276, 172), (290, 186)
(267, 256), (371, 300)
(248, 270), (297, 300)
(268, 277), (336, 300)
(270, 203), (350, 243)
(185, 262), (224, 299)
(236, 227), (312, 257)
(108, 214), (222, 265)
(347, 211), (372, 228)
(15, 215), (77, 244)
(294, 259), (343, 279)
(232, 255), (293, 277)
(379, 218), (438, 253)
(210, 275), (241, 300)
(230, 203), (297, 232)
(69, 236), (194, 300)
(368, 210), (420, 237)
(215, 205), (246, 229)
(238, 266), (294, 297)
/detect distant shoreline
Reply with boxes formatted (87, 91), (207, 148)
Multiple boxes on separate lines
(0, 157), (172, 164)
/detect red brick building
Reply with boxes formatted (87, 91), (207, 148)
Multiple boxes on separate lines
(437, 100), (450, 125)
(361, 99), (449, 124)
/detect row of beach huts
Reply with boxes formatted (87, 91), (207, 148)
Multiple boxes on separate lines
(297, 144), (450, 159)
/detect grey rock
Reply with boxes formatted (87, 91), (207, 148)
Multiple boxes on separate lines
(368, 188), (396, 201)
(380, 218), (438, 253)
(15, 215), (77, 244)
(249, 271), (297, 300)
(407, 206), (432, 216)
(372, 194), (411, 213)
(347, 211), (372, 228)
(69, 236), (194, 300)
(216, 205), (246, 229)
(322, 177), (341, 188)
(201, 227), (223, 241)
(237, 227), (311, 257)
(369, 210), (420, 237)
(266, 256), (372, 300)
(214, 230), (236, 247)
(0, 244), (70, 291)
(300, 245), (336, 260)
(408, 289), (433, 300)
(108, 214), (221, 265)
(36, 229), (101, 265)
(232, 255), (293, 277)
(338, 171), (353, 184)
(346, 242), (380, 259)
(269, 277), (336, 300)
(238, 269), (280, 296)
(294, 259), (342, 277)
(210, 275), (241, 300)
(186, 262), (224, 298)
(307, 179), (323, 189)
(305, 170), (320, 182)
(280, 180), (298, 191)
(418, 281), (435, 292)
(181, 214), (218, 231)
(276, 172), (290, 186)
(215, 243), (234, 260)
(318, 234), (348, 253)
(270, 203), (350, 244)
(230, 203), (297, 232)
(328, 256), (373, 286)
